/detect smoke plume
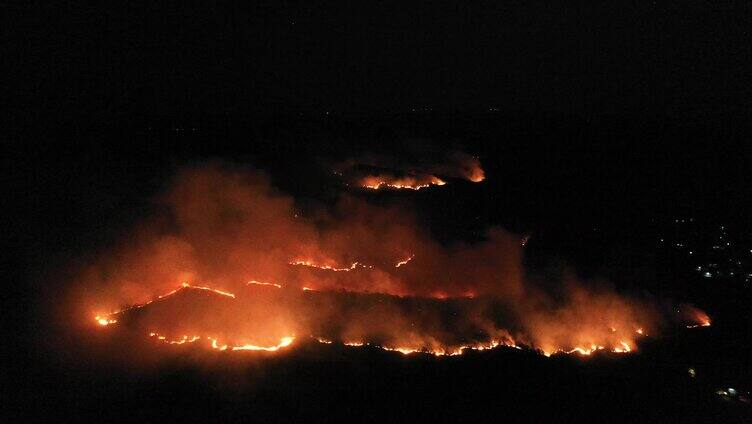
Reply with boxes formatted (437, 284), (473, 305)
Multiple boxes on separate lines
(69, 163), (691, 357)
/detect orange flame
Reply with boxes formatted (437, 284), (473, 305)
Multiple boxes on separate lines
(289, 259), (368, 272)
(359, 175), (446, 191)
(92, 282), (235, 326)
(395, 254), (415, 268)
(231, 336), (295, 351)
(247, 280), (283, 289)
(685, 306), (712, 328)
(93, 281), (663, 359)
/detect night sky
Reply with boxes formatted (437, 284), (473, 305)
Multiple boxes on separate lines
(7, 1), (752, 120)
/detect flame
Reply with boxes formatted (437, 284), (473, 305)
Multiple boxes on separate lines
(96, 316), (117, 326)
(247, 280), (283, 289)
(542, 341), (632, 357)
(395, 254), (415, 268)
(185, 283), (236, 298)
(336, 337), (518, 357)
(613, 340), (632, 353)
(231, 336), (295, 351)
(92, 283), (666, 359)
(208, 336), (295, 352)
(334, 151), (484, 189)
(88, 275), (688, 360)
(209, 337), (228, 351)
(460, 154), (485, 182)
(92, 282), (235, 326)
(289, 259), (368, 272)
(468, 168), (485, 183)
(685, 307), (712, 328)
(359, 174), (446, 191)
(149, 333), (202, 345)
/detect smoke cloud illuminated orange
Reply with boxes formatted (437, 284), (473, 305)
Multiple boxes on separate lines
(73, 163), (709, 360)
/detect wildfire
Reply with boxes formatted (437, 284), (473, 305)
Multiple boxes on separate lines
(184, 283), (236, 298)
(359, 174), (446, 191)
(685, 307), (712, 328)
(542, 341), (633, 357)
(334, 151), (484, 190)
(89, 278), (704, 361)
(467, 167), (485, 183)
(289, 259), (368, 272)
(395, 254), (415, 268)
(336, 337), (518, 357)
(149, 333), (202, 345)
(92, 282), (236, 326)
(613, 341), (632, 353)
(247, 280), (283, 289)
(80, 164), (714, 365)
(96, 316), (117, 326)
(231, 336), (295, 352)
(91, 283), (697, 359)
(209, 337), (228, 351)
(194, 336), (296, 352)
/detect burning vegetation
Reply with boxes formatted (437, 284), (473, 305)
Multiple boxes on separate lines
(74, 163), (709, 360)
(334, 150), (485, 190)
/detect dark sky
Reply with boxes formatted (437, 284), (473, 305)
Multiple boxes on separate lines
(7, 1), (752, 120)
